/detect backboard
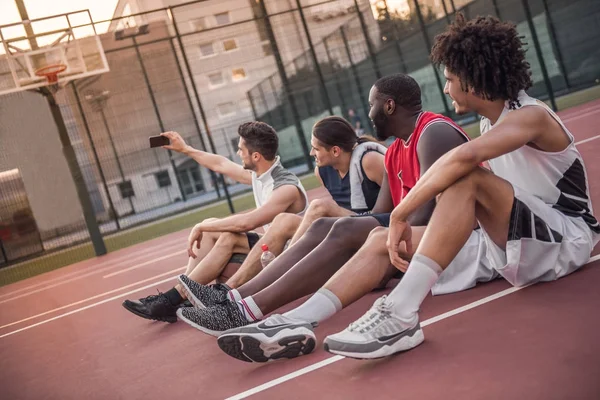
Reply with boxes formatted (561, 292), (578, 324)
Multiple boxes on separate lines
(0, 10), (109, 96)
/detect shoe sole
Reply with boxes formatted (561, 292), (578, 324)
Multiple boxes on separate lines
(217, 328), (316, 363)
(121, 301), (177, 323)
(175, 308), (223, 337)
(323, 328), (424, 359)
(177, 276), (207, 309)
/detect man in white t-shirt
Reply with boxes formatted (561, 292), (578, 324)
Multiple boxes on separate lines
(122, 122), (308, 323)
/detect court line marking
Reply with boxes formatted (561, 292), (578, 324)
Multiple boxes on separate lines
(574, 134), (600, 146)
(102, 250), (186, 279)
(0, 272), (186, 339)
(226, 254), (600, 400)
(0, 247), (185, 306)
(0, 238), (185, 299)
(0, 267), (186, 331)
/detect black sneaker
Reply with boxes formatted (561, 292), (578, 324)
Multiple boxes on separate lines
(176, 300), (249, 336)
(122, 292), (178, 323)
(177, 274), (230, 308)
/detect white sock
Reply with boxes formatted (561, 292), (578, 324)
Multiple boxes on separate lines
(237, 296), (264, 322)
(227, 289), (242, 302)
(283, 288), (342, 324)
(388, 254), (442, 326)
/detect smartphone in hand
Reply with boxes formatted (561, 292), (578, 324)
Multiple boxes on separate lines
(149, 135), (170, 148)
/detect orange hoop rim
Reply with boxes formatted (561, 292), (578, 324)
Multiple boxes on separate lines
(35, 64), (67, 84)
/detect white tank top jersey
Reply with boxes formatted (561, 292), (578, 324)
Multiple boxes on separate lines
(480, 90), (600, 243)
(251, 156), (308, 230)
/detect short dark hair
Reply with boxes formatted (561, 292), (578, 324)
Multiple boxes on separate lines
(237, 121), (279, 161)
(430, 13), (533, 103)
(373, 73), (422, 111)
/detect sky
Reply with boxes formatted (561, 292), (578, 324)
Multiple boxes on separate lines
(0, 0), (411, 28)
(0, 0), (120, 29)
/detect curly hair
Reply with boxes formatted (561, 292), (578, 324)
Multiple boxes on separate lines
(430, 13), (532, 103)
(238, 121), (278, 161)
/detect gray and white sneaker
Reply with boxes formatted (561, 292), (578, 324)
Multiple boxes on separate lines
(176, 301), (249, 337)
(324, 295), (424, 359)
(217, 314), (317, 363)
(177, 274), (230, 308)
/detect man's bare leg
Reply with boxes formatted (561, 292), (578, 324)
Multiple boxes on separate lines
(247, 216), (382, 315)
(235, 217), (340, 298)
(323, 168), (515, 359)
(183, 232), (252, 285)
(225, 214), (302, 288)
(290, 198), (354, 245)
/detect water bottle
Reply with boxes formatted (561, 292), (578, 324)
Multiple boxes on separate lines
(260, 244), (276, 268)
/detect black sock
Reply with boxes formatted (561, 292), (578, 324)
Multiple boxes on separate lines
(164, 287), (183, 305)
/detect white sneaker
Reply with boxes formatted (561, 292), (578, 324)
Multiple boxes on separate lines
(217, 314), (317, 363)
(324, 295), (424, 359)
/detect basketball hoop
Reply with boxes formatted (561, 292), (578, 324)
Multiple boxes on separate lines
(35, 64), (67, 84)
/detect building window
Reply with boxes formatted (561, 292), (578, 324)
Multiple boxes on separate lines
(262, 42), (273, 56)
(207, 71), (225, 88)
(199, 42), (215, 57)
(217, 102), (236, 117)
(215, 12), (231, 26)
(194, 17), (208, 31)
(154, 170), (171, 188)
(232, 67), (247, 82)
(118, 181), (135, 199)
(223, 38), (238, 52)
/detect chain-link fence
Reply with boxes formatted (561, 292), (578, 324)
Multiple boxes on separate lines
(1, 0), (599, 274)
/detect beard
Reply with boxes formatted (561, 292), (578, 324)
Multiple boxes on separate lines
(371, 108), (390, 141)
(242, 160), (256, 171)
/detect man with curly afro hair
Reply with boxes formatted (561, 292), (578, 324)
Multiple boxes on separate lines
(323, 13), (600, 360)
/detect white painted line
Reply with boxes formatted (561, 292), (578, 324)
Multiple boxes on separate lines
(0, 247), (185, 305)
(0, 267), (185, 331)
(575, 134), (600, 146)
(103, 250), (186, 278)
(226, 254), (600, 400)
(562, 106), (600, 122)
(0, 239), (185, 300)
(0, 274), (181, 339)
(226, 356), (345, 400)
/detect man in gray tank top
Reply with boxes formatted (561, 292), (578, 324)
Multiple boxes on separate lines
(122, 122), (307, 323)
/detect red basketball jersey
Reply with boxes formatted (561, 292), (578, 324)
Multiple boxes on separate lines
(385, 112), (470, 207)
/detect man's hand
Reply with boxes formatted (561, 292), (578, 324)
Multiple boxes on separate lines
(187, 224), (203, 258)
(161, 131), (190, 154)
(387, 216), (412, 271)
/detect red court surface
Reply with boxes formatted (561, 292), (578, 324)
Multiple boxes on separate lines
(1, 100), (600, 400)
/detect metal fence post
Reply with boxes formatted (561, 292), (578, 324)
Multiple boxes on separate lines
(295, 0), (334, 116)
(169, 8), (235, 213)
(132, 36), (188, 202)
(268, 76), (287, 125)
(44, 90), (107, 256)
(353, 0), (381, 79)
(167, 37), (222, 198)
(323, 37), (349, 117)
(521, 0), (557, 110)
(247, 93), (259, 120)
(491, 0), (502, 19)
(340, 26), (371, 126)
(540, 0), (569, 89)
(257, 0), (313, 170)
(382, 0), (408, 73)
(71, 84), (121, 230)
(412, 0), (451, 115)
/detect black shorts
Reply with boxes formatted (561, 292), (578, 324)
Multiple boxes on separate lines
(246, 232), (261, 249)
(352, 212), (391, 227)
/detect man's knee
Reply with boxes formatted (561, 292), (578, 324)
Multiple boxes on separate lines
(270, 213), (301, 234)
(306, 198), (337, 218)
(327, 217), (367, 241)
(215, 231), (241, 248)
(306, 216), (336, 236)
(367, 226), (388, 241)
